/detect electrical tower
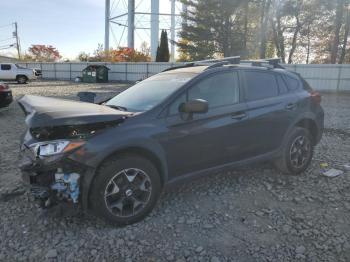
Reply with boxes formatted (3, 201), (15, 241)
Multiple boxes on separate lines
(104, 0), (186, 61)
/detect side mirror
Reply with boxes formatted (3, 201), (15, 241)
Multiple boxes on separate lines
(179, 99), (208, 114)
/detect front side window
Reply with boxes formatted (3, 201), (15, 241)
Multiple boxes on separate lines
(1, 64), (11, 70)
(168, 71), (240, 115)
(15, 64), (27, 69)
(188, 71), (240, 108)
(106, 72), (196, 112)
(244, 71), (279, 101)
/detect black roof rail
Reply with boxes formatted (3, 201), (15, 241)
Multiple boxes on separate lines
(162, 63), (196, 72)
(205, 61), (230, 70)
(162, 56), (286, 73)
(163, 56), (241, 72)
(198, 56), (241, 71)
(196, 56), (241, 64)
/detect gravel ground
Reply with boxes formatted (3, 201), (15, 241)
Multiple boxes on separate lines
(0, 81), (350, 262)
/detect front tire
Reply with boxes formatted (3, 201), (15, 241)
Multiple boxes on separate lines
(90, 154), (162, 225)
(17, 75), (28, 84)
(274, 127), (314, 175)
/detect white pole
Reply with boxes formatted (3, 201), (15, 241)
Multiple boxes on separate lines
(170, 0), (176, 62)
(105, 0), (110, 52)
(151, 0), (159, 61)
(128, 0), (135, 49)
(182, 2), (188, 25)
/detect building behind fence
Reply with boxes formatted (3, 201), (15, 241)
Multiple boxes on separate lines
(17, 62), (350, 92)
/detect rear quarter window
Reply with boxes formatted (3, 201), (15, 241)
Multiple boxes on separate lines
(283, 75), (301, 90)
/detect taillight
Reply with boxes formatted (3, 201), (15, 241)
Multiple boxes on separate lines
(310, 90), (321, 104)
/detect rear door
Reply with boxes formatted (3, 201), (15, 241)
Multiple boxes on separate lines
(161, 70), (250, 178)
(0, 64), (13, 80)
(242, 70), (299, 156)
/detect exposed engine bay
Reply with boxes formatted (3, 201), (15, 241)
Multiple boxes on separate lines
(30, 121), (120, 141)
(17, 95), (132, 209)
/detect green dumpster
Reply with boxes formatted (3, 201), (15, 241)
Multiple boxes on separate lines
(82, 65), (110, 83)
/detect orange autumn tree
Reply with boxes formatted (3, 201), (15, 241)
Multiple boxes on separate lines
(109, 47), (150, 62)
(26, 45), (61, 62)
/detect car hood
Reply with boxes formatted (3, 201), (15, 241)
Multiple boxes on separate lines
(18, 95), (131, 128)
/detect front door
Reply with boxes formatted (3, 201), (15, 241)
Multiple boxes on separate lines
(161, 70), (250, 178)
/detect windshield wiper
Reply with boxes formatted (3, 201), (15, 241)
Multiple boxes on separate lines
(107, 105), (128, 112)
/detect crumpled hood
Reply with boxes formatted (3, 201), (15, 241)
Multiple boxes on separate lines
(18, 95), (131, 128)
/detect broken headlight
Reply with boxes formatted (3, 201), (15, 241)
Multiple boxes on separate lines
(30, 140), (85, 157)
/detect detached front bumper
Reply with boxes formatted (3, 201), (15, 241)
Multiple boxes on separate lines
(18, 145), (92, 209)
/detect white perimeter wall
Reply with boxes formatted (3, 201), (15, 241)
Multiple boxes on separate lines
(17, 62), (350, 92)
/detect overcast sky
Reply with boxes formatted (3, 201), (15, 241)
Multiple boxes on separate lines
(0, 0), (182, 59)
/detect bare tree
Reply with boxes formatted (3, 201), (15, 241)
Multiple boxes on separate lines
(259, 0), (272, 58)
(271, 0), (286, 63)
(339, 4), (350, 63)
(331, 0), (345, 63)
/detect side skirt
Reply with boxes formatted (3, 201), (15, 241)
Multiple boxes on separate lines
(164, 150), (280, 189)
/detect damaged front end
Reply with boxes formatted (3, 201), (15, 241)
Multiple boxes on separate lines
(19, 139), (87, 208)
(17, 95), (130, 209)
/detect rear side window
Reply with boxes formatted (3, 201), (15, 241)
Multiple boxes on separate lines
(1, 64), (11, 70)
(244, 71), (279, 101)
(283, 75), (300, 90)
(276, 75), (288, 94)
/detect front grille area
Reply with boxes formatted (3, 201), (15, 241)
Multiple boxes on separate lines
(29, 171), (55, 187)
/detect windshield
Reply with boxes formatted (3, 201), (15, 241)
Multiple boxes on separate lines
(106, 72), (196, 112)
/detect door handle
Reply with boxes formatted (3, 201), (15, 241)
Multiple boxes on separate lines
(231, 112), (247, 120)
(285, 103), (297, 110)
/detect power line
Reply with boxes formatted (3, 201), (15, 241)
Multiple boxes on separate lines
(0, 23), (13, 29)
(0, 37), (14, 43)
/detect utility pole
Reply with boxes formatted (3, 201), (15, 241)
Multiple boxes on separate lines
(14, 22), (21, 60)
(127, 0), (135, 49)
(151, 0), (160, 61)
(170, 0), (176, 62)
(105, 0), (110, 52)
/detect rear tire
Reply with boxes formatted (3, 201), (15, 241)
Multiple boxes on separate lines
(90, 154), (162, 226)
(17, 75), (28, 84)
(274, 127), (314, 175)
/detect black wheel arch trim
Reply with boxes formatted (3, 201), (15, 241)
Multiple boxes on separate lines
(285, 113), (323, 146)
(79, 142), (168, 211)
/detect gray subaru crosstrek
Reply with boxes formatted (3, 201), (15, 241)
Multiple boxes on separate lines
(18, 59), (324, 225)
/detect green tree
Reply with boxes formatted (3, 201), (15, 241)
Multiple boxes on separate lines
(156, 30), (170, 62)
(178, 0), (247, 61)
(177, 0), (349, 64)
(78, 52), (90, 62)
